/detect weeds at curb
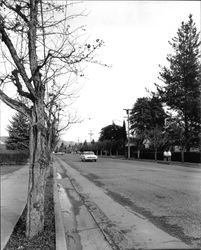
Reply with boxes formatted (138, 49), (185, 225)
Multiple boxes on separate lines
(4, 175), (55, 250)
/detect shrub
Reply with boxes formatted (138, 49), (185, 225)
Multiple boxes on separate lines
(172, 152), (201, 163)
(0, 150), (29, 165)
(132, 150), (201, 163)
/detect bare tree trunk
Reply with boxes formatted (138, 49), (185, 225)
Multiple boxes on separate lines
(181, 149), (185, 163)
(154, 148), (157, 161)
(26, 102), (49, 238)
(137, 149), (140, 159)
(46, 123), (54, 177)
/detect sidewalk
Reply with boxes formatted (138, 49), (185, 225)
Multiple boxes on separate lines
(1, 165), (29, 250)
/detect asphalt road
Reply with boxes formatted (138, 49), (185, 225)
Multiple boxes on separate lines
(59, 154), (201, 248)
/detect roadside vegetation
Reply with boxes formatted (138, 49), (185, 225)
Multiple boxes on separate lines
(69, 14), (201, 164)
(6, 112), (30, 151)
(0, 164), (25, 176)
(4, 171), (55, 250)
(0, 150), (29, 165)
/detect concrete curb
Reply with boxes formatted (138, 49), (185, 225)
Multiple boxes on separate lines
(53, 163), (68, 250)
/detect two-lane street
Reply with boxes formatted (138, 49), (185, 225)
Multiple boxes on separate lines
(59, 154), (201, 248)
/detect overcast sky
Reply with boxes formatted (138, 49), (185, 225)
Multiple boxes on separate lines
(0, 1), (200, 143)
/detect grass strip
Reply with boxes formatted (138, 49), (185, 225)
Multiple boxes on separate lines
(4, 174), (55, 250)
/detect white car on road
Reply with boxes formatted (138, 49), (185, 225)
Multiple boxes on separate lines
(80, 151), (98, 162)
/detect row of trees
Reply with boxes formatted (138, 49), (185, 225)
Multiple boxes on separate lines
(77, 15), (200, 161)
(129, 14), (200, 160)
(0, 1), (103, 238)
(5, 14), (200, 162)
(76, 122), (127, 155)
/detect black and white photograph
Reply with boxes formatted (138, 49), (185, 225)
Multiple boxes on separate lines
(0, 1), (201, 249)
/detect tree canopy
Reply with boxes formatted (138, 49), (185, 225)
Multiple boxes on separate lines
(130, 95), (166, 136)
(129, 95), (166, 157)
(99, 122), (127, 142)
(157, 14), (201, 150)
(6, 111), (30, 151)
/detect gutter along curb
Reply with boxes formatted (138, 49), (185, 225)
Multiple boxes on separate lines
(53, 162), (68, 250)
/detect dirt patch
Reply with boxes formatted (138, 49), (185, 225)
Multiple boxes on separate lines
(106, 190), (200, 247)
(4, 174), (55, 250)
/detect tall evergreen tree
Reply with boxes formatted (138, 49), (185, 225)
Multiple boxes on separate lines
(157, 14), (201, 151)
(6, 111), (30, 151)
(122, 120), (127, 142)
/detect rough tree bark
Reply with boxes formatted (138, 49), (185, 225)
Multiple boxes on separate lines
(25, 0), (50, 237)
(26, 101), (49, 238)
(0, 0), (103, 238)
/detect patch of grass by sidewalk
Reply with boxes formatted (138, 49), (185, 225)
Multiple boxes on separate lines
(4, 174), (55, 250)
(0, 165), (25, 176)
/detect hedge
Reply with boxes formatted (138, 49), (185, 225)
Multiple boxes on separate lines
(132, 150), (201, 163)
(0, 150), (29, 165)
(172, 152), (201, 163)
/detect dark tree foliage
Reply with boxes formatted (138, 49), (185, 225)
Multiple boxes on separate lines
(122, 120), (127, 142)
(99, 122), (127, 142)
(58, 142), (66, 152)
(157, 14), (201, 150)
(130, 96), (166, 135)
(164, 117), (185, 149)
(130, 96), (166, 157)
(99, 122), (127, 154)
(6, 111), (30, 151)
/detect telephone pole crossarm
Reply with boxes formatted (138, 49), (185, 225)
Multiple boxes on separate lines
(88, 130), (93, 142)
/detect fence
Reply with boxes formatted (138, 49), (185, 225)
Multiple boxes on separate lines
(131, 150), (201, 163)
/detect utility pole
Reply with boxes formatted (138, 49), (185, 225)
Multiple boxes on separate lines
(88, 130), (93, 142)
(124, 109), (132, 159)
(199, 1), (201, 163)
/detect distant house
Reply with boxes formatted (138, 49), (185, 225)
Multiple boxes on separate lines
(125, 137), (151, 149)
(143, 138), (151, 149)
(125, 142), (136, 148)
